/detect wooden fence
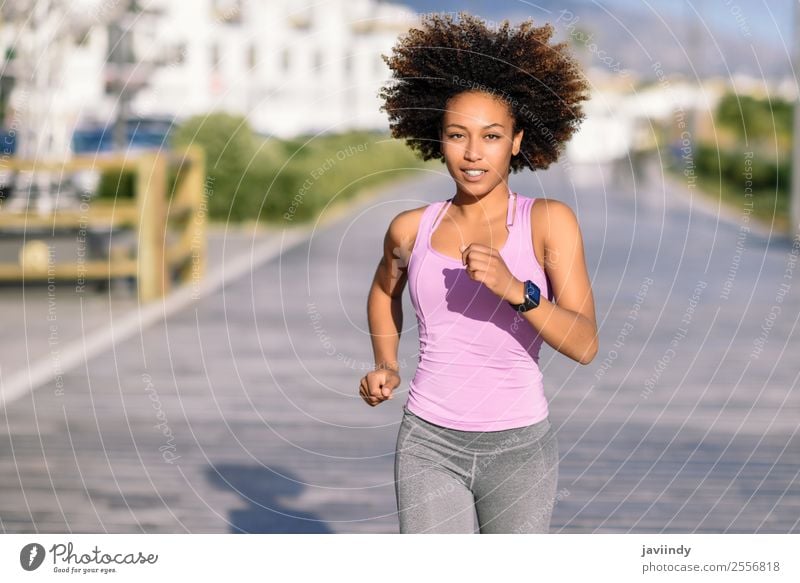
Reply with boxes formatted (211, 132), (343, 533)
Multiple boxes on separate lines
(0, 146), (207, 302)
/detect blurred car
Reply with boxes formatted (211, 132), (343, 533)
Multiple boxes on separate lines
(71, 115), (175, 154)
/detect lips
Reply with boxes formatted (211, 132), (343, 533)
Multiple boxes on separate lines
(461, 168), (487, 182)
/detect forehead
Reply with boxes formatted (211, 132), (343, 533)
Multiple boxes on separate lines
(442, 91), (512, 125)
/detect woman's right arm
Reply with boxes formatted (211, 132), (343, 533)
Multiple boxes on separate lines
(360, 209), (421, 406)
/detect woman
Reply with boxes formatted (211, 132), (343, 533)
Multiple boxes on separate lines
(360, 12), (598, 533)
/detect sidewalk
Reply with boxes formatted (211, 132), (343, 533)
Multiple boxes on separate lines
(0, 165), (797, 534)
(0, 173), (436, 533)
(639, 153), (793, 243)
(0, 168), (400, 411)
(0, 223), (287, 409)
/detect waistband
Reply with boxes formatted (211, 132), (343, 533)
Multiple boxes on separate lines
(401, 405), (552, 454)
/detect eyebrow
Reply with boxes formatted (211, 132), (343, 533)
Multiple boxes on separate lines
(445, 123), (505, 130)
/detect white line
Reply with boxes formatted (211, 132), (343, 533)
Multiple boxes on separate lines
(0, 173), (426, 411)
(0, 226), (310, 411)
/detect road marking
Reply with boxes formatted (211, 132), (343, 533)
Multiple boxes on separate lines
(0, 226), (309, 410)
(0, 174), (426, 410)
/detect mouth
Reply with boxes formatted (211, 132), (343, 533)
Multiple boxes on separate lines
(461, 168), (487, 181)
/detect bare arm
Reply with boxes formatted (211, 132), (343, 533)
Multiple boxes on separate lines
(366, 210), (418, 372)
(513, 200), (598, 364)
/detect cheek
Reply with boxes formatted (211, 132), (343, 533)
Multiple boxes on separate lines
(441, 143), (463, 160)
(490, 142), (514, 160)
(485, 145), (514, 173)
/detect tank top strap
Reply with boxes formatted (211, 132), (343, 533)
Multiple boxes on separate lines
(430, 197), (452, 233)
(506, 189), (517, 228)
(519, 193), (533, 232)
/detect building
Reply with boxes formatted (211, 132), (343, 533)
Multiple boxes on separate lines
(130, 0), (417, 137)
(0, 0), (417, 161)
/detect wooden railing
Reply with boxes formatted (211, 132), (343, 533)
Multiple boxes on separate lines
(0, 146), (207, 302)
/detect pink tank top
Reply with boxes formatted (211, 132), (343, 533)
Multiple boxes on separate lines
(405, 189), (552, 431)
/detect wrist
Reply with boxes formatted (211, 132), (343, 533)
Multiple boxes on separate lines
(507, 279), (542, 312)
(505, 278), (526, 304)
(374, 360), (400, 373)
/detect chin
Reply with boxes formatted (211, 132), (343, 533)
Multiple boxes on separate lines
(454, 179), (497, 195)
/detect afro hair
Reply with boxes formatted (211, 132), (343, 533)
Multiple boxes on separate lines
(379, 11), (591, 172)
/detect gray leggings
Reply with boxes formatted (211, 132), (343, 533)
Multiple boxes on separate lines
(394, 405), (559, 533)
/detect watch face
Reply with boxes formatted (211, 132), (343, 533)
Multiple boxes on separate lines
(525, 281), (540, 308)
(510, 281), (541, 311)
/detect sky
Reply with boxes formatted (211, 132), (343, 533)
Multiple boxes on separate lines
(395, 0), (794, 49)
(608, 0), (792, 44)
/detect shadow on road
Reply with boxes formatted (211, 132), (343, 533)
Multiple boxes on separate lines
(206, 463), (333, 533)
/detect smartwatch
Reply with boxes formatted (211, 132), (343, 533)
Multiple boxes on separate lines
(508, 280), (541, 312)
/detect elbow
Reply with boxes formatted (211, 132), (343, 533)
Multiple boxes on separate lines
(578, 337), (599, 366)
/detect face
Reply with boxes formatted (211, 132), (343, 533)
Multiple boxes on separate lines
(439, 90), (524, 197)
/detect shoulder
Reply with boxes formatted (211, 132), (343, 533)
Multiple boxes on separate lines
(529, 197), (583, 268)
(530, 197), (580, 240)
(386, 203), (429, 248)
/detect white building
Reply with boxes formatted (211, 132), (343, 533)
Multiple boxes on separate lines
(566, 73), (725, 164)
(0, 7), (111, 159)
(0, 0), (417, 159)
(130, 0), (417, 137)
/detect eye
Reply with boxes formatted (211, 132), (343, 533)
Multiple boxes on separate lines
(485, 134), (501, 140)
(447, 133), (463, 139)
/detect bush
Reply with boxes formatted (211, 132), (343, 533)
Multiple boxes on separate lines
(174, 117), (429, 224)
(171, 112), (257, 220)
(715, 93), (792, 144)
(694, 144), (787, 194)
(93, 114), (431, 223)
(96, 168), (136, 200)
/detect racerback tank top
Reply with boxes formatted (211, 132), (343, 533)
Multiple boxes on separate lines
(405, 188), (552, 431)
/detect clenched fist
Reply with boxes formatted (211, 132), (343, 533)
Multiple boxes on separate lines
(359, 368), (400, 407)
(460, 243), (524, 303)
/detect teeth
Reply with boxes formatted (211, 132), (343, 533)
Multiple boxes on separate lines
(465, 170), (485, 176)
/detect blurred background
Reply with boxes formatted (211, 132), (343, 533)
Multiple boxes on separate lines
(0, 0), (797, 535)
(0, 0), (794, 229)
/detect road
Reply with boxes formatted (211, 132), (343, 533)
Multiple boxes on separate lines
(0, 161), (797, 533)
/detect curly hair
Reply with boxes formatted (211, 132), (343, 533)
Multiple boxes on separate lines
(378, 12), (590, 172)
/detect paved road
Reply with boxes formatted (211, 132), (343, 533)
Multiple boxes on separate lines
(0, 162), (797, 533)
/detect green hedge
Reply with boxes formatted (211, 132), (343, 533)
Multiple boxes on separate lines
(172, 113), (429, 224)
(95, 160), (180, 203)
(691, 91), (791, 227)
(683, 143), (790, 227)
(715, 93), (792, 143)
(94, 113), (431, 224)
(694, 144), (788, 194)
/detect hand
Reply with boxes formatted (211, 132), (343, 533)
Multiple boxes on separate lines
(359, 367), (400, 407)
(460, 243), (525, 303)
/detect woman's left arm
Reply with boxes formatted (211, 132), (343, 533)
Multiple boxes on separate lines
(515, 200), (598, 364)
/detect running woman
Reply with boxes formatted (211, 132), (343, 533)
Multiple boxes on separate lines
(360, 12), (598, 534)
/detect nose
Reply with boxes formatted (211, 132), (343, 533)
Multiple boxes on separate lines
(463, 142), (482, 162)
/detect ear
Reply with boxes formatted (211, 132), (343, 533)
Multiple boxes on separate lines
(512, 128), (524, 156)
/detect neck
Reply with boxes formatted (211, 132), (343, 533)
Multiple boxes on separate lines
(451, 180), (511, 223)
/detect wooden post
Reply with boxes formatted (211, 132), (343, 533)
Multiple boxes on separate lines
(136, 152), (168, 302)
(178, 146), (207, 286)
(0, 149), (205, 296)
